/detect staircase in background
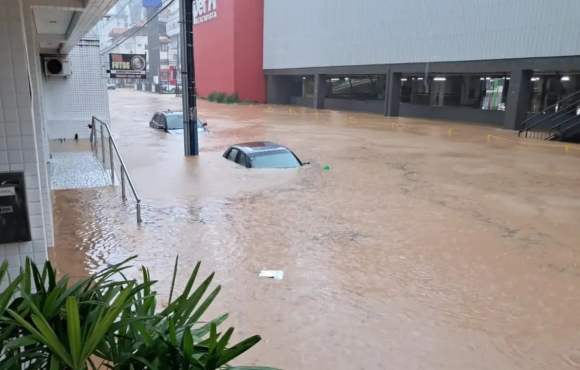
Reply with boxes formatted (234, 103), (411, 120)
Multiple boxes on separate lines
(518, 90), (580, 142)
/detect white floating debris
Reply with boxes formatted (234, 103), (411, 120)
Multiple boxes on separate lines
(259, 270), (284, 280)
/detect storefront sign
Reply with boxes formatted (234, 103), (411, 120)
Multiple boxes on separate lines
(194, 0), (217, 25)
(109, 54), (147, 79)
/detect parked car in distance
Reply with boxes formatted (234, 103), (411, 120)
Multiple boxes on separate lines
(223, 142), (305, 168)
(149, 111), (208, 132)
(159, 84), (176, 94)
(106, 83), (116, 90)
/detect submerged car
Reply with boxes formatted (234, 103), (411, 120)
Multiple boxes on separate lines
(149, 111), (208, 132)
(223, 142), (304, 168)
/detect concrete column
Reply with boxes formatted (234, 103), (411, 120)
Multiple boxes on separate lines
(460, 75), (471, 106)
(313, 74), (327, 109)
(505, 69), (532, 130)
(385, 71), (401, 117)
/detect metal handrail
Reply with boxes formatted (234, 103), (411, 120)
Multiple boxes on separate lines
(519, 90), (580, 134)
(528, 102), (579, 132)
(90, 116), (142, 223)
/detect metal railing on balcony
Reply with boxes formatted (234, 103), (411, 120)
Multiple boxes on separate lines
(90, 116), (142, 224)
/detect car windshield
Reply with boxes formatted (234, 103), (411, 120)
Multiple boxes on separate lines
(251, 150), (301, 168)
(165, 114), (183, 130)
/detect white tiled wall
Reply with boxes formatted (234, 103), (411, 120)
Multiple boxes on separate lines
(0, 0), (50, 277)
(45, 40), (111, 139)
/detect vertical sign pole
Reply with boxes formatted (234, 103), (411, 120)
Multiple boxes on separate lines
(180, 0), (199, 156)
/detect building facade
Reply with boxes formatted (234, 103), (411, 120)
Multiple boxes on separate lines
(194, 0), (266, 103)
(263, 0), (580, 129)
(1, 0), (116, 276)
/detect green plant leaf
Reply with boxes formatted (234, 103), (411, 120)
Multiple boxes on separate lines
(0, 274), (22, 313)
(66, 296), (83, 368)
(8, 308), (73, 367)
(187, 285), (221, 325)
(217, 336), (262, 368)
(182, 326), (194, 360)
(168, 255), (179, 304)
(81, 286), (134, 360)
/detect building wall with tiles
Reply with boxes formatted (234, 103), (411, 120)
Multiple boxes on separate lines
(22, 0), (54, 248)
(44, 40), (111, 140)
(0, 0), (51, 278)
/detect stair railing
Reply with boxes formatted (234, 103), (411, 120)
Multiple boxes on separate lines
(90, 116), (142, 224)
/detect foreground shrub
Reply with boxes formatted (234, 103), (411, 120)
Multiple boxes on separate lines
(208, 92), (219, 102)
(208, 92), (240, 104)
(0, 257), (276, 370)
(224, 94), (240, 104)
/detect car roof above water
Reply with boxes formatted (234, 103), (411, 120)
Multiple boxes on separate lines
(231, 141), (290, 155)
(160, 111), (182, 117)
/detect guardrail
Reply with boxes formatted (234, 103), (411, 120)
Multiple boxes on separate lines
(90, 116), (142, 224)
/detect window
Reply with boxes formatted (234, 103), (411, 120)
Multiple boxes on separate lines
(227, 148), (239, 162)
(327, 75), (385, 100)
(302, 76), (314, 98)
(529, 75), (578, 113)
(402, 75), (509, 111)
(251, 151), (301, 168)
(481, 78), (508, 111)
(165, 114), (183, 130)
(238, 153), (250, 167)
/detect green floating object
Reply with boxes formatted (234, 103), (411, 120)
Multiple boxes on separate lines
(323, 165), (331, 172)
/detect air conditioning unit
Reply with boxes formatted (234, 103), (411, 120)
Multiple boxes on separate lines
(43, 56), (71, 77)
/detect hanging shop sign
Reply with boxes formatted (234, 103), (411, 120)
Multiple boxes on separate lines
(109, 54), (147, 79)
(194, 0), (218, 25)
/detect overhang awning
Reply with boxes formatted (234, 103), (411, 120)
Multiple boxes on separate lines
(30, 0), (118, 54)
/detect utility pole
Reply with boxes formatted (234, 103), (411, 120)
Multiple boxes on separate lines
(146, 6), (161, 93)
(180, 0), (199, 156)
(176, 31), (180, 97)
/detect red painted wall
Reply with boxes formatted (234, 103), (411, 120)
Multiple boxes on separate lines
(193, 0), (265, 103)
(193, 0), (235, 96)
(233, 0), (265, 103)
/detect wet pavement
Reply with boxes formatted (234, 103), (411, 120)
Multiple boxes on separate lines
(51, 89), (580, 369)
(49, 150), (111, 190)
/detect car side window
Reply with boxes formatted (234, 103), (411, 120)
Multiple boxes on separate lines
(238, 152), (250, 167)
(160, 115), (167, 127)
(227, 148), (239, 162)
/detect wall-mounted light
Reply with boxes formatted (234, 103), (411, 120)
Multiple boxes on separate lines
(433, 77), (446, 82)
(302, 77), (307, 80)
(330, 78), (340, 82)
(530, 77), (541, 82)
(561, 76), (571, 82)
(400, 78), (408, 82)
(506, 77), (511, 80)
(417, 77), (424, 81)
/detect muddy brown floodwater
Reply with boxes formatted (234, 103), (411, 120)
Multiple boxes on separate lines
(51, 89), (580, 369)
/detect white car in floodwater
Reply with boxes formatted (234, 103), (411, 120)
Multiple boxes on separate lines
(223, 142), (306, 169)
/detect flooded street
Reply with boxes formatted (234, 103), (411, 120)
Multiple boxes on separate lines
(51, 89), (580, 369)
